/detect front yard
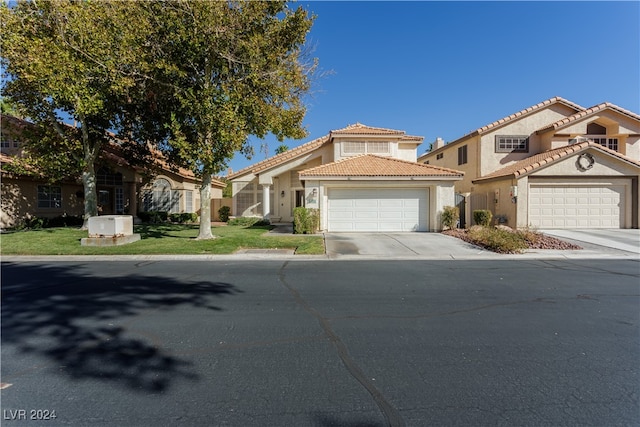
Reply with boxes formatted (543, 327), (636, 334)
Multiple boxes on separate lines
(0, 224), (325, 256)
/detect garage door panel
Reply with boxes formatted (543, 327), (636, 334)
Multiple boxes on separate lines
(530, 185), (623, 229)
(328, 188), (428, 232)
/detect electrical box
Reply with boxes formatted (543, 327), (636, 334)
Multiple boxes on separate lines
(510, 186), (518, 198)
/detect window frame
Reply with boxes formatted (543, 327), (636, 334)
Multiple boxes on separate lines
(495, 135), (529, 153)
(37, 185), (62, 209)
(341, 141), (391, 156)
(457, 145), (468, 165)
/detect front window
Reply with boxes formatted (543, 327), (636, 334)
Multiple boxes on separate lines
(495, 135), (529, 153)
(458, 145), (468, 165)
(342, 141), (390, 156)
(592, 137), (618, 151)
(143, 178), (179, 213)
(37, 185), (62, 208)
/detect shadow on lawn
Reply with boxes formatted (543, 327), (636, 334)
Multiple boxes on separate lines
(135, 224), (199, 239)
(1, 262), (238, 392)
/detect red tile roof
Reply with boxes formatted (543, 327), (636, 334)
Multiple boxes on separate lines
(536, 102), (640, 134)
(473, 142), (640, 183)
(228, 134), (331, 179)
(419, 97), (585, 159)
(229, 123), (424, 179)
(299, 154), (463, 178)
(330, 122), (406, 136)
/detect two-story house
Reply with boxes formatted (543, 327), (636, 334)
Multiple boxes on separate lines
(418, 97), (640, 229)
(229, 123), (463, 232)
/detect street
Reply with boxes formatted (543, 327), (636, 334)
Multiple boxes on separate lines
(1, 259), (639, 426)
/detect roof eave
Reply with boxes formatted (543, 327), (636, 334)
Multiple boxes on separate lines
(300, 175), (463, 181)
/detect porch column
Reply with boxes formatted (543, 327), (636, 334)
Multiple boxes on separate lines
(127, 181), (139, 220)
(262, 184), (271, 220)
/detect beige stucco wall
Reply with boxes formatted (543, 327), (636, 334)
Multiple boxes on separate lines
(332, 138), (419, 163)
(1, 176), (85, 228)
(475, 152), (640, 229)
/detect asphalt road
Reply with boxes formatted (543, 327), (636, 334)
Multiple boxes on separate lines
(2, 259), (639, 426)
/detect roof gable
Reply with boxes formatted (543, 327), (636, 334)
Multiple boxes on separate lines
(535, 102), (640, 134)
(473, 142), (640, 182)
(229, 123), (424, 179)
(419, 97), (585, 160)
(299, 154), (463, 178)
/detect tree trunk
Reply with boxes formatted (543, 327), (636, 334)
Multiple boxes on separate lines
(196, 172), (215, 240)
(81, 161), (99, 230)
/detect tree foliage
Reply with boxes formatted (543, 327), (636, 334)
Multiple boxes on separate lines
(0, 1), (154, 225)
(139, 1), (317, 239)
(275, 144), (290, 154)
(1, 1), (317, 239)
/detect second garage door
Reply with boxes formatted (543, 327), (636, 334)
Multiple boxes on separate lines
(327, 188), (428, 232)
(529, 185), (624, 228)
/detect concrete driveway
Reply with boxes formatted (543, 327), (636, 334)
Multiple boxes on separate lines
(324, 232), (496, 259)
(540, 229), (640, 254)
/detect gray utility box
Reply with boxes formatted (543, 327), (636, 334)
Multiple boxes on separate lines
(82, 215), (140, 246)
(88, 215), (133, 237)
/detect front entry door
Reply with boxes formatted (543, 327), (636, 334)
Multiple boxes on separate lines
(295, 190), (305, 208)
(98, 188), (113, 214)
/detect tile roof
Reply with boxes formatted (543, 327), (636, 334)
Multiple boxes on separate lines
(473, 142), (640, 183)
(330, 122), (406, 136)
(536, 102), (640, 134)
(229, 123), (424, 179)
(299, 154), (463, 178)
(420, 97), (585, 159)
(228, 133), (331, 179)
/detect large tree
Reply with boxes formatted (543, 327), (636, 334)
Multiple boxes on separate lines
(142, 1), (316, 239)
(0, 1), (154, 227)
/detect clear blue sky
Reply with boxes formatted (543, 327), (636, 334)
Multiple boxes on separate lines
(232, 1), (640, 174)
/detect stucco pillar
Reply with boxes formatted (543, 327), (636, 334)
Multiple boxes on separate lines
(127, 182), (139, 218)
(262, 184), (271, 220)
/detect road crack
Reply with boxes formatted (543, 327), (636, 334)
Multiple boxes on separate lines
(277, 261), (405, 427)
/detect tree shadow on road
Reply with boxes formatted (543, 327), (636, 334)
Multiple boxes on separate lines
(1, 262), (239, 393)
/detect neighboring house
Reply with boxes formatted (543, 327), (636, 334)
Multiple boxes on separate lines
(229, 123), (463, 232)
(0, 114), (225, 228)
(417, 97), (640, 229)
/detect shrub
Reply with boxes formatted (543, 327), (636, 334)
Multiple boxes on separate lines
(227, 216), (270, 227)
(169, 212), (198, 223)
(21, 216), (47, 230)
(218, 205), (231, 222)
(138, 211), (168, 223)
(467, 226), (528, 253)
(473, 209), (493, 227)
(293, 207), (319, 234)
(441, 206), (460, 230)
(47, 215), (84, 228)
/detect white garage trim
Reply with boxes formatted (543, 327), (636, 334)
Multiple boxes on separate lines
(327, 188), (429, 232)
(529, 184), (625, 229)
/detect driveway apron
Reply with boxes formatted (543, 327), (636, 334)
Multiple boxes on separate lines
(324, 232), (495, 259)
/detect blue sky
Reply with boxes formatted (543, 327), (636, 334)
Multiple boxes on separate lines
(233, 1), (640, 174)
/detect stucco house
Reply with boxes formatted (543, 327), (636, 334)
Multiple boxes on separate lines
(228, 123), (463, 232)
(0, 114), (225, 228)
(417, 97), (640, 229)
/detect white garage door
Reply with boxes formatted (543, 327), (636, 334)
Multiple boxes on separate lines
(328, 188), (428, 232)
(529, 185), (624, 229)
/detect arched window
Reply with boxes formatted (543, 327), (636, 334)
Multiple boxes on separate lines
(143, 178), (180, 213)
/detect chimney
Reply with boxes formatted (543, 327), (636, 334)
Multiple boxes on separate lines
(432, 137), (445, 151)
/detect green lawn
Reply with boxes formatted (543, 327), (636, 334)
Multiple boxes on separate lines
(0, 224), (325, 255)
